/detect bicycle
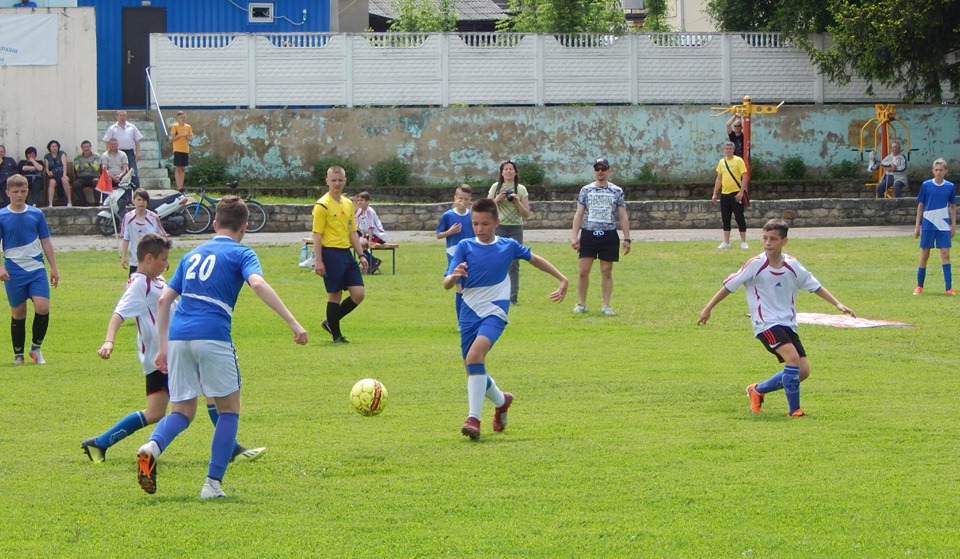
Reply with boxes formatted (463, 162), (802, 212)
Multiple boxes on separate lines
(183, 181), (269, 235)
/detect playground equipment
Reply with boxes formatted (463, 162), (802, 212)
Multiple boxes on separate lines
(712, 95), (785, 173)
(856, 104), (914, 198)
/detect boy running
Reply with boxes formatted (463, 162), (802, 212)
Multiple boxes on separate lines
(912, 158), (956, 295)
(120, 189), (167, 276)
(443, 198), (568, 440)
(0, 174), (59, 364)
(436, 184), (474, 317)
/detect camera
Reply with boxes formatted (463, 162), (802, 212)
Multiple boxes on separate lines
(504, 189), (516, 201)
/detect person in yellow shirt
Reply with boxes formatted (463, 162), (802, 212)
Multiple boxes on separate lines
(311, 166), (368, 343)
(711, 140), (750, 249)
(170, 111), (193, 192)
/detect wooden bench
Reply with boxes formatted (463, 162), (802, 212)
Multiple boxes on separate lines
(302, 237), (399, 275)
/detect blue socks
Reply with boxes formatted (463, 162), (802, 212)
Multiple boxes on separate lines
(781, 365), (801, 414)
(208, 412), (239, 481)
(756, 372), (784, 394)
(917, 267), (926, 288)
(944, 264), (952, 291)
(207, 403), (242, 457)
(96, 410), (147, 448)
(149, 412), (191, 453)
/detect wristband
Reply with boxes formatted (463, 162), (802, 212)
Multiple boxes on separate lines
(623, 239), (631, 243)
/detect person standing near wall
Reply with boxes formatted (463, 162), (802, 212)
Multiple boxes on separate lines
(726, 115), (744, 158)
(170, 111), (192, 193)
(103, 110), (143, 189)
(712, 141), (749, 250)
(487, 160), (531, 305)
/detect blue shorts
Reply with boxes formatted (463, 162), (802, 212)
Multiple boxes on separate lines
(919, 229), (951, 249)
(321, 247), (364, 293)
(460, 315), (507, 358)
(4, 268), (50, 307)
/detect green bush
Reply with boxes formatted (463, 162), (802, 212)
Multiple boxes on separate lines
(312, 157), (359, 185)
(747, 157), (768, 181)
(370, 156), (411, 187)
(514, 157), (546, 186)
(185, 155), (230, 187)
(630, 164), (659, 183)
(828, 160), (860, 179)
(781, 156), (808, 180)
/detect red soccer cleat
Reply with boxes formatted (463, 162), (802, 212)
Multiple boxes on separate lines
(493, 392), (513, 432)
(745, 384), (764, 414)
(461, 417), (480, 441)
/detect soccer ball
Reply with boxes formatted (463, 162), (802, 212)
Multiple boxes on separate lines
(350, 378), (388, 416)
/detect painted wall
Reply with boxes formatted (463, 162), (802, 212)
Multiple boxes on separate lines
(0, 8), (97, 163)
(165, 105), (960, 185)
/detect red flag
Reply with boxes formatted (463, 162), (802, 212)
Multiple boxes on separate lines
(95, 167), (112, 193)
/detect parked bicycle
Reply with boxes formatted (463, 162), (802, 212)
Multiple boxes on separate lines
(183, 181), (269, 235)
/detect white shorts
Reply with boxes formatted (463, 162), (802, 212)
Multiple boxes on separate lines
(167, 339), (241, 402)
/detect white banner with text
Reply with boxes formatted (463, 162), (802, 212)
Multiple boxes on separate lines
(0, 14), (58, 66)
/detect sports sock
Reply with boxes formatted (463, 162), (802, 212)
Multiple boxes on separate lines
(917, 267), (926, 288)
(944, 264), (952, 291)
(208, 412), (239, 481)
(782, 365), (801, 413)
(466, 363), (486, 420)
(326, 301), (342, 338)
(484, 375), (505, 407)
(208, 403), (244, 457)
(756, 371), (784, 393)
(96, 410), (147, 448)
(11, 317), (26, 355)
(31, 312), (49, 348)
(339, 297), (359, 319)
(149, 411), (191, 453)
(455, 292), (463, 318)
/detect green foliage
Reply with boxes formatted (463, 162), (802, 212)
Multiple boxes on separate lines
(370, 156), (411, 186)
(630, 164), (659, 183)
(497, 0), (628, 34)
(706, 0), (833, 32)
(642, 0), (672, 32)
(184, 155), (230, 187)
(514, 157), (546, 185)
(388, 0), (457, 32)
(781, 156), (808, 180)
(828, 159), (861, 179)
(312, 157), (360, 185)
(747, 156), (768, 181)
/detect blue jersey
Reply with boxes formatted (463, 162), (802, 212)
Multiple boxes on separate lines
(0, 206), (51, 275)
(917, 179), (957, 232)
(436, 209), (474, 259)
(167, 236), (262, 342)
(447, 236), (531, 325)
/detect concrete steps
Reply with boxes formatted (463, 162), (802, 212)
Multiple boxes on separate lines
(97, 118), (170, 190)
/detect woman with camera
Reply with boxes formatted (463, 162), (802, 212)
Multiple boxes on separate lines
(488, 160), (532, 305)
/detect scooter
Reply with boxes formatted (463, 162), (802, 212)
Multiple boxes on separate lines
(95, 170), (191, 236)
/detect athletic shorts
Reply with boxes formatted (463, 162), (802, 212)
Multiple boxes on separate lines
(173, 152), (189, 167)
(460, 315), (507, 359)
(145, 369), (168, 395)
(578, 229), (620, 262)
(919, 229), (951, 249)
(4, 268), (50, 307)
(167, 339), (241, 401)
(321, 247), (364, 293)
(756, 325), (806, 363)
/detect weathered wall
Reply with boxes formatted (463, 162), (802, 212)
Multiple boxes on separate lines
(165, 105), (960, 186)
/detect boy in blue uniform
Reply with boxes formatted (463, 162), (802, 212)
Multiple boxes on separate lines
(912, 158), (956, 295)
(136, 197), (308, 499)
(0, 174), (59, 364)
(84, 233), (265, 464)
(443, 198), (568, 440)
(436, 184), (474, 317)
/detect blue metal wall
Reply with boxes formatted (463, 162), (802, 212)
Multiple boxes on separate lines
(79, 0), (330, 108)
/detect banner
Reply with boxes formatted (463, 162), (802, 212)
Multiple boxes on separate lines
(0, 14), (58, 66)
(796, 313), (909, 329)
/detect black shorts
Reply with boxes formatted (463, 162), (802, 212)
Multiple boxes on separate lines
(578, 229), (620, 262)
(173, 152), (189, 167)
(145, 369), (169, 395)
(756, 325), (806, 363)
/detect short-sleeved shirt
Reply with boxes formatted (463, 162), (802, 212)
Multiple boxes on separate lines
(722, 253), (821, 336)
(120, 210), (167, 264)
(171, 123), (192, 154)
(0, 205), (51, 274)
(101, 150), (128, 177)
(311, 193), (356, 249)
(577, 182), (625, 232)
(73, 153), (100, 178)
(103, 122), (144, 151)
(446, 236), (531, 326)
(728, 131), (744, 158)
(716, 156), (748, 194)
(167, 236), (262, 342)
(916, 179), (957, 232)
(355, 205), (387, 241)
(487, 182), (529, 226)
(436, 208), (474, 257)
(113, 273), (168, 375)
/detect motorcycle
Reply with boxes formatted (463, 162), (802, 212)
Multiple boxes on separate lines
(95, 171), (190, 237)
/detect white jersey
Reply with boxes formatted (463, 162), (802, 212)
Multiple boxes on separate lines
(722, 253), (821, 336)
(120, 210), (166, 264)
(113, 273), (170, 375)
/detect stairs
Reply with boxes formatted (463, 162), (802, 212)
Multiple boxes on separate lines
(97, 113), (171, 190)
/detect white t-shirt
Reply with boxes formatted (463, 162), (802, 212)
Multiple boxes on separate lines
(722, 253), (822, 336)
(120, 210), (166, 264)
(113, 273), (170, 375)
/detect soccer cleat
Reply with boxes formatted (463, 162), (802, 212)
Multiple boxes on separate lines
(29, 349), (45, 364)
(333, 336), (350, 344)
(137, 445), (158, 494)
(13, 355), (24, 365)
(745, 384), (765, 414)
(717, 242), (731, 249)
(913, 286), (923, 295)
(199, 479), (227, 499)
(740, 242), (749, 249)
(493, 392), (513, 433)
(231, 446), (267, 463)
(461, 417), (481, 441)
(298, 256), (315, 269)
(788, 408), (805, 418)
(81, 438), (107, 463)
(600, 305), (616, 316)
(572, 304), (587, 314)
(947, 289), (957, 296)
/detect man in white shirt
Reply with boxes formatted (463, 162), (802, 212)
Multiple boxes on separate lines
(102, 110), (143, 189)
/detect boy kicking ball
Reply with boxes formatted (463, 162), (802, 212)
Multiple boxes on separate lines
(443, 198), (568, 440)
(698, 219), (856, 417)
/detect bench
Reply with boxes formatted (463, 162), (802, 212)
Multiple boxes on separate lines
(301, 237), (398, 275)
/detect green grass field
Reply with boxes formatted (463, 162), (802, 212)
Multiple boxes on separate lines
(1, 236), (958, 558)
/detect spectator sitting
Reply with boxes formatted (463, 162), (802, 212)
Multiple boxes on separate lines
(0, 145), (19, 207)
(73, 140), (101, 206)
(354, 191), (387, 273)
(17, 147), (45, 207)
(876, 142), (908, 198)
(101, 138), (131, 208)
(43, 140), (72, 207)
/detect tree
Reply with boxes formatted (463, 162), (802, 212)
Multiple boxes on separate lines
(388, 0), (458, 32)
(497, 0), (628, 34)
(706, 0), (960, 103)
(642, 0), (671, 32)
